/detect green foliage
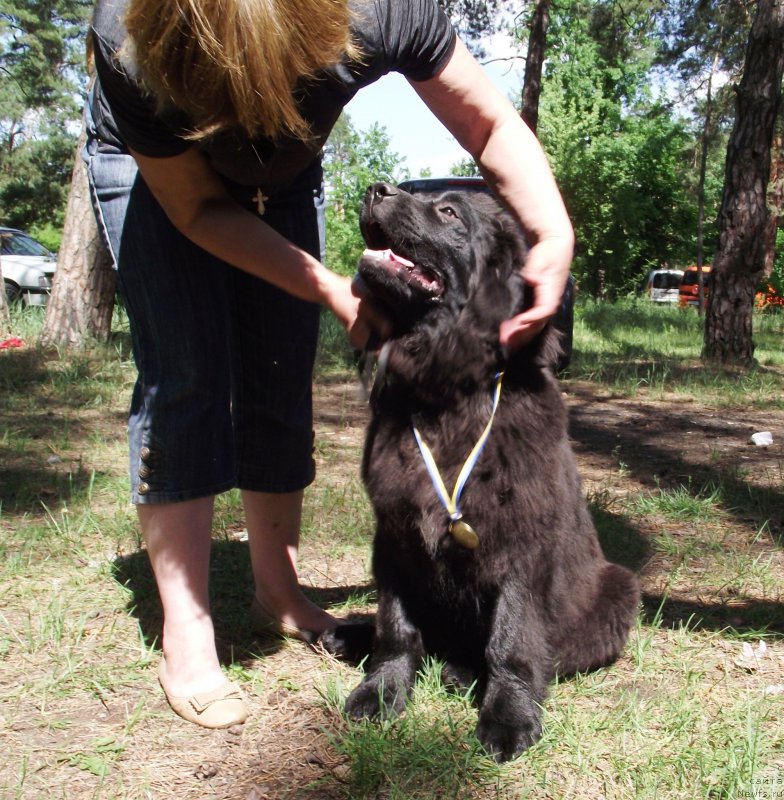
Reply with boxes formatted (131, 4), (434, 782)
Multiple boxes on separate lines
(449, 156), (480, 177)
(536, 0), (712, 297)
(323, 114), (409, 276)
(0, 121), (75, 231)
(655, 0), (751, 89)
(0, 0), (89, 231)
(770, 228), (784, 295)
(28, 220), (63, 253)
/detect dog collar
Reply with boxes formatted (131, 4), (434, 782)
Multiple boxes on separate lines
(412, 372), (504, 550)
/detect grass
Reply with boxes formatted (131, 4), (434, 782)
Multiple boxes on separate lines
(570, 298), (784, 406)
(1, 299), (783, 799)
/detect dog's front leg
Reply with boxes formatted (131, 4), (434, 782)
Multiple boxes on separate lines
(476, 587), (550, 762)
(345, 589), (423, 720)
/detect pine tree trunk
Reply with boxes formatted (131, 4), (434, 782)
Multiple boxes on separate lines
(39, 123), (116, 349)
(763, 128), (783, 279)
(703, 0), (784, 367)
(520, 0), (551, 135)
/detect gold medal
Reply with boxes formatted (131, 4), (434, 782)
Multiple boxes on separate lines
(449, 518), (480, 549)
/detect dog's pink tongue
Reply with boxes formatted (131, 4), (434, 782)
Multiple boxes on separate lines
(363, 248), (415, 268)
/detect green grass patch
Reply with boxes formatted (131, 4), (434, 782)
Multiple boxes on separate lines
(1, 299), (782, 800)
(320, 660), (504, 800)
(569, 298), (784, 406)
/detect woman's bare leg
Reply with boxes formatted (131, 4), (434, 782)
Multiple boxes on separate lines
(138, 497), (227, 696)
(243, 489), (336, 633)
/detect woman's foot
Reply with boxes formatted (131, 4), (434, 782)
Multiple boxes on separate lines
(250, 589), (337, 643)
(159, 615), (227, 697)
(157, 616), (248, 728)
(158, 658), (247, 729)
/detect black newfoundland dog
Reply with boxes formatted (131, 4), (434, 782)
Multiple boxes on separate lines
(326, 182), (640, 762)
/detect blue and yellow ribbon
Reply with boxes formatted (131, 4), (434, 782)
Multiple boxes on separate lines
(412, 372), (504, 541)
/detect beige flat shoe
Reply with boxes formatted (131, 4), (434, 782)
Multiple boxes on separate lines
(158, 660), (247, 729)
(248, 596), (320, 645)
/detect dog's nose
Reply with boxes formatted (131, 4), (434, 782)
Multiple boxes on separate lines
(371, 182), (399, 201)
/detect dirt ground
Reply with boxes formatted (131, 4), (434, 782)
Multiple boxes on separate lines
(8, 371), (783, 799)
(206, 375), (783, 799)
(309, 376), (784, 625)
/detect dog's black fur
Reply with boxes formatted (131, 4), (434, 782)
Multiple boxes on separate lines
(323, 183), (640, 762)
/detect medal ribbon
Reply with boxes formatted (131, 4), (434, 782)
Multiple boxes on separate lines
(412, 372), (504, 524)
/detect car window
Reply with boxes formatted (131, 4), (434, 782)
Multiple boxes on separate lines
(0, 232), (49, 257)
(653, 273), (682, 290)
(682, 272), (710, 286)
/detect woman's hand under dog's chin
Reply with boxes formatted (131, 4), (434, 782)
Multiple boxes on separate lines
(499, 236), (573, 353)
(322, 272), (392, 351)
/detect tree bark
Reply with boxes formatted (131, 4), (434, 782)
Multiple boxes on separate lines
(521, 0), (551, 135)
(39, 122), (116, 349)
(703, 0), (784, 367)
(695, 49), (722, 316)
(763, 126), (783, 279)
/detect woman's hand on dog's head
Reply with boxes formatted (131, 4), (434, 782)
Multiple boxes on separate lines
(499, 236), (573, 353)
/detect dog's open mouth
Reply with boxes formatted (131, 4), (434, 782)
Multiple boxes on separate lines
(361, 248), (444, 298)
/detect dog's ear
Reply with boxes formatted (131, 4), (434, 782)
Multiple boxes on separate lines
(468, 209), (566, 372)
(529, 323), (564, 369)
(467, 211), (528, 324)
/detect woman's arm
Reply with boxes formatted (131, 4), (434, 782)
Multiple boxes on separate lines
(130, 146), (387, 348)
(410, 38), (574, 350)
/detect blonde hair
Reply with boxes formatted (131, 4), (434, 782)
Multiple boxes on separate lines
(124, 0), (358, 141)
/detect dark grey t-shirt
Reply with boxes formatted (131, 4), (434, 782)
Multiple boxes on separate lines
(90, 0), (456, 195)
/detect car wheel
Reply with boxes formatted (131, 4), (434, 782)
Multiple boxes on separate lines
(4, 280), (23, 305)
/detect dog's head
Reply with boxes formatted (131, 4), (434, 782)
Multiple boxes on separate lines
(357, 182), (529, 338)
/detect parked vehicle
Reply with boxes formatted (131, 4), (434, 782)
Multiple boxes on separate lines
(755, 281), (784, 310)
(396, 177), (575, 370)
(643, 268), (683, 303)
(1, 227), (57, 306)
(678, 265), (712, 308)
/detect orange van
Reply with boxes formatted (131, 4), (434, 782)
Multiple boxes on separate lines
(678, 265), (712, 308)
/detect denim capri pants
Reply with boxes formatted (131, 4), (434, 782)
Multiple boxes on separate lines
(83, 131), (325, 505)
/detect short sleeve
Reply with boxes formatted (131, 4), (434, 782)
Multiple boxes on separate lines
(91, 26), (192, 157)
(370, 0), (457, 82)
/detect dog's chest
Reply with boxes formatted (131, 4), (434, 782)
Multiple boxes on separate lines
(365, 402), (510, 555)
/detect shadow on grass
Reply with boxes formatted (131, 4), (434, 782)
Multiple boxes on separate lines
(570, 389), (784, 638)
(1, 346), (128, 516)
(640, 593), (784, 637)
(568, 383), (784, 548)
(593, 504), (784, 636)
(110, 539), (374, 665)
(0, 462), (112, 515)
(591, 502), (651, 573)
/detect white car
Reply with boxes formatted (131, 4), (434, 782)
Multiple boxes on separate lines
(1, 227), (57, 306)
(643, 268), (684, 303)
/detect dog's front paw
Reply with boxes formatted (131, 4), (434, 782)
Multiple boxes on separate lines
(476, 714), (541, 762)
(476, 689), (542, 762)
(345, 673), (409, 720)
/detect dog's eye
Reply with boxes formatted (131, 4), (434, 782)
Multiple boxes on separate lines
(439, 205), (458, 219)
